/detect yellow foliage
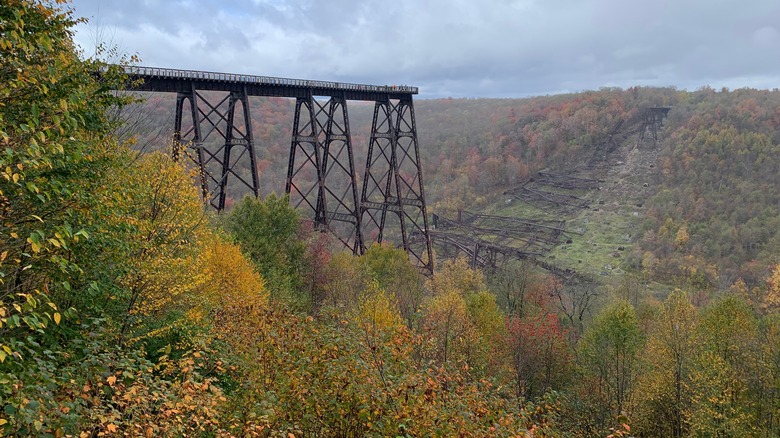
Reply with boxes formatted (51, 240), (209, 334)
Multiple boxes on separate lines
(467, 291), (504, 339)
(422, 288), (476, 365)
(353, 281), (403, 335)
(322, 252), (369, 309)
(633, 290), (697, 435)
(687, 351), (756, 436)
(101, 152), (208, 342)
(89, 152), (268, 346)
(763, 264), (780, 313)
(730, 278), (750, 297)
(675, 224), (690, 249)
(426, 257), (487, 297)
(641, 251), (658, 272)
(423, 258), (508, 371)
(730, 279), (764, 314)
(191, 232), (269, 358)
(198, 235), (267, 313)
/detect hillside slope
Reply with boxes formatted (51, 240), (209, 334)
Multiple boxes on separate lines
(125, 86), (780, 290)
(416, 88), (780, 291)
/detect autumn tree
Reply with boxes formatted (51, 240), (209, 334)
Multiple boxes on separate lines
(103, 152), (207, 346)
(360, 243), (425, 324)
(633, 290), (697, 437)
(571, 299), (643, 434)
(0, 2), (260, 435)
(421, 258), (505, 370)
(687, 295), (760, 436)
(321, 251), (370, 309)
(763, 263), (780, 312)
(196, 234), (268, 334)
(224, 194), (310, 308)
(759, 311), (780, 434)
(507, 313), (572, 401)
(421, 282), (475, 365)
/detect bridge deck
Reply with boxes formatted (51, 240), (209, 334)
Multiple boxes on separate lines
(120, 66), (418, 101)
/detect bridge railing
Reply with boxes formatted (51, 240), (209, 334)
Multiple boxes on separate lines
(121, 65), (418, 94)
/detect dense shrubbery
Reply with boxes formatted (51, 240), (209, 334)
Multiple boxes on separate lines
(0, 2), (551, 436)
(4, 2), (780, 436)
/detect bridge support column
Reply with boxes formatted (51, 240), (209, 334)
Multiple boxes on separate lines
(638, 107), (670, 148)
(286, 94), (363, 253)
(360, 96), (433, 274)
(172, 84), (259, 210)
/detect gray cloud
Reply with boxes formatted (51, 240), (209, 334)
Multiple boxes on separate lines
(69, 0), (780, 97)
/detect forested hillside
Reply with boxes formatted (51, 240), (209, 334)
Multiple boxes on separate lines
(4, 1), (780, 437)
(130, 83), (780, 290)
(415, 88), (780, 291)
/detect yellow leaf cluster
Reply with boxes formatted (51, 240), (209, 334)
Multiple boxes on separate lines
(353, 281), (403, 335)
(675, 224), (690, 249)
(422, 288), (475, 364)
(764, 264), (780, 312)
(197, 235), (267, 314)
(426, 257), (487, 297)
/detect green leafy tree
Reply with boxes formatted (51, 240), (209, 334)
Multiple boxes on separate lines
(360, 243), (425, 324)
(687, 295), (760, 436)
(572, 299), (643, 434)
(224, 194), (309, 308)
(0, 3), (255, 436)
(0, 0), (129, 362)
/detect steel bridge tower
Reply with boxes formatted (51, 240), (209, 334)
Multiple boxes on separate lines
(122, 66), (434, 274)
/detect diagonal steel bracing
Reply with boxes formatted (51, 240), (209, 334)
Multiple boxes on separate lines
(360, 97), (433, 274)
(286, 94), (364, 253)
(150, 67), (432, 273)
(173, 85), (259, 210)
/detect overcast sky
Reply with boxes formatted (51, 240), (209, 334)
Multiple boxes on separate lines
(68, 0), (780, 98)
